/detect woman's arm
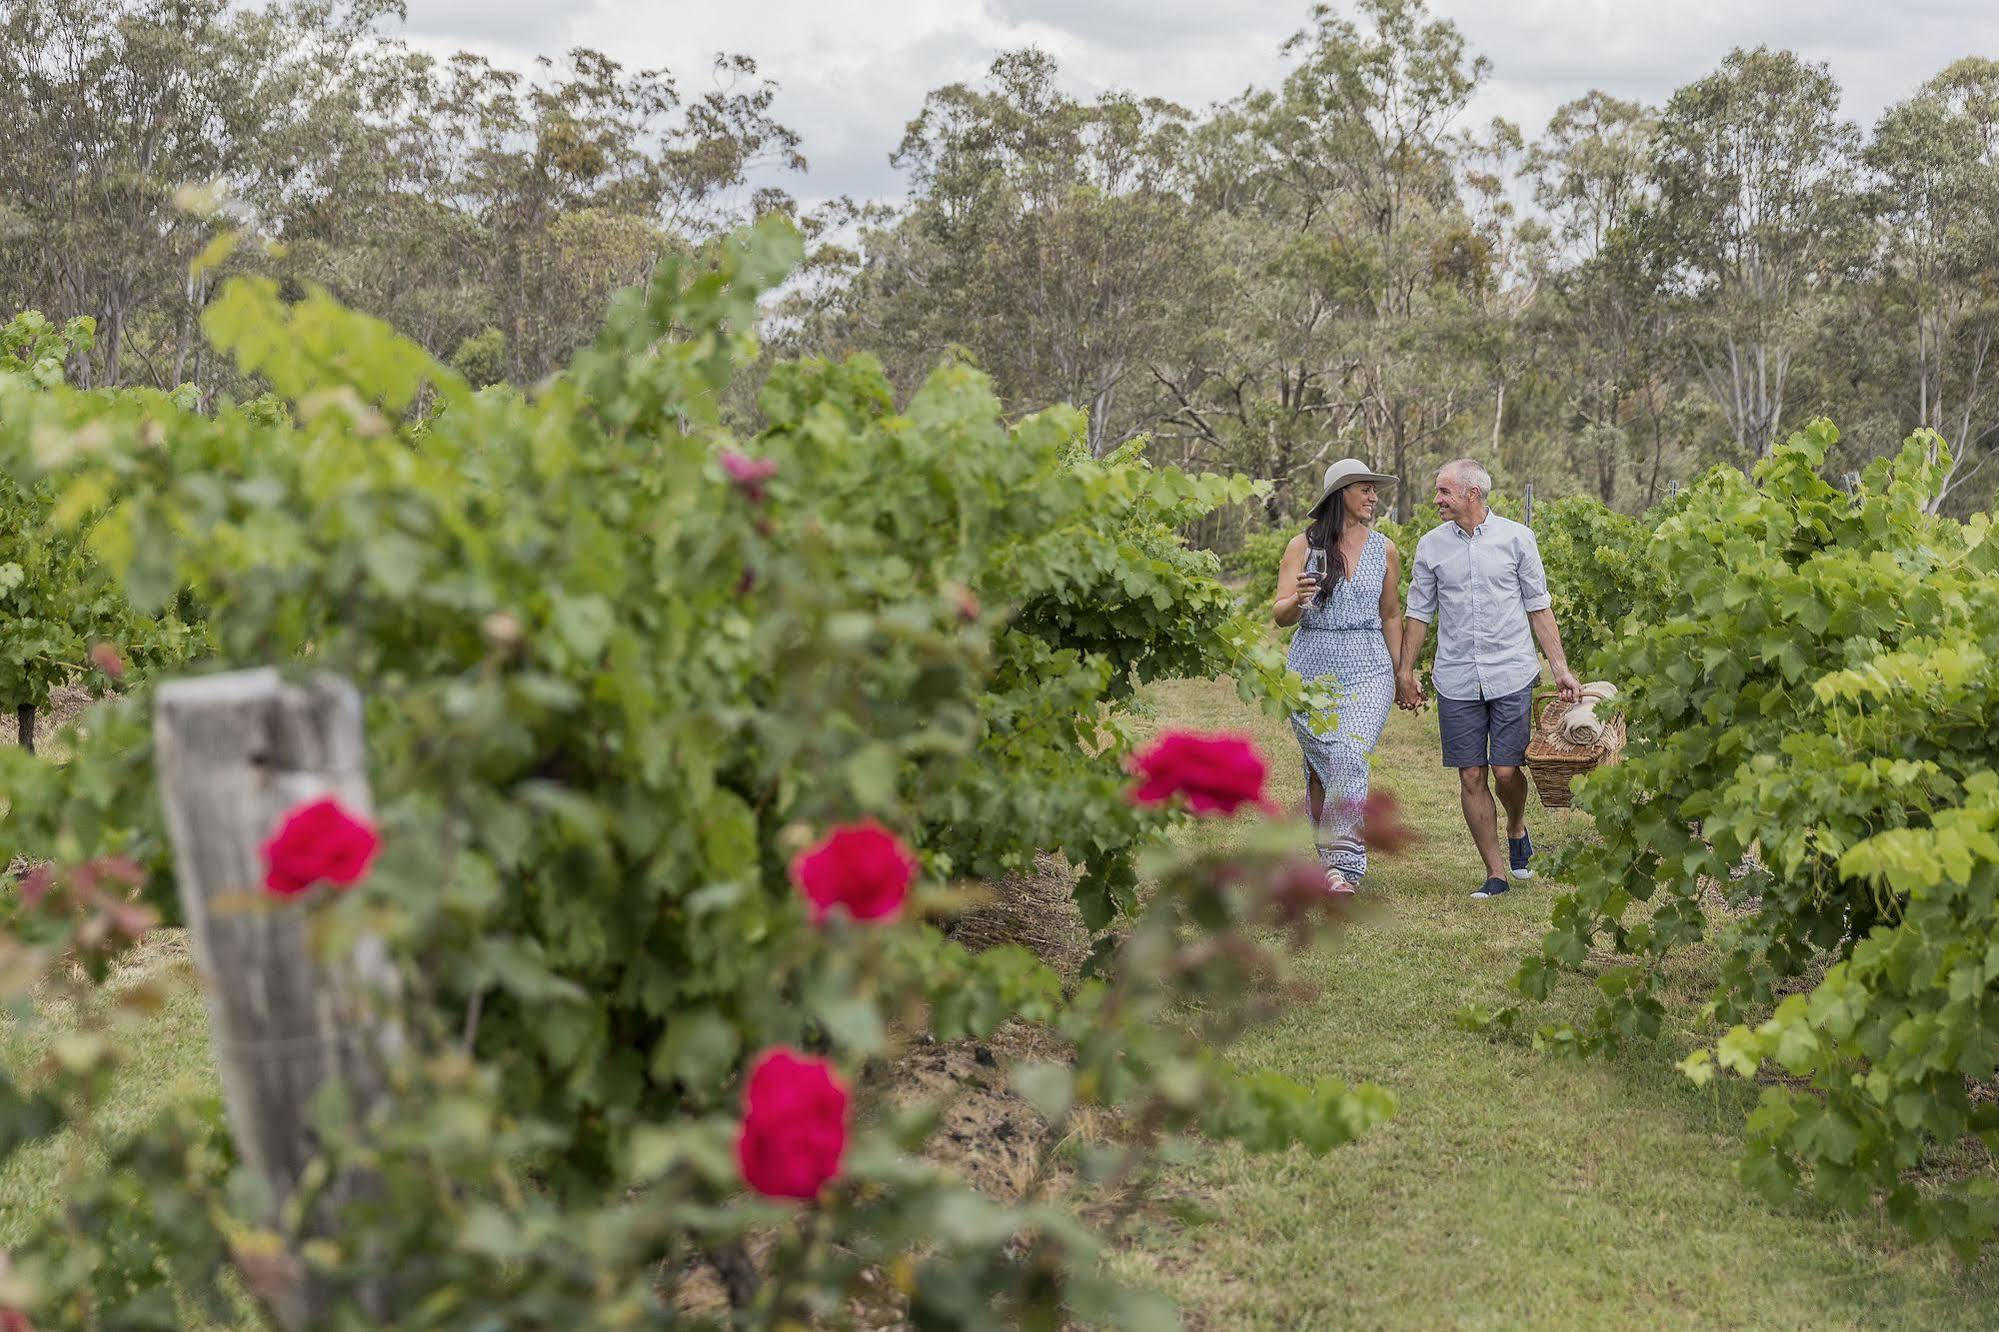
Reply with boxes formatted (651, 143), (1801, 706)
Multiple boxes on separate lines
(1378, 541), (1403, 673)
(1273, 535), (1316, 628)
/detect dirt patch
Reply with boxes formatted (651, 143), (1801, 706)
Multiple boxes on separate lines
(943, 852), (1092, 981)
(874, 1020), (1081, 1204)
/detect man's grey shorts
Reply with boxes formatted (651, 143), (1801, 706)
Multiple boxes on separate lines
(1438, 685), (1534, 769)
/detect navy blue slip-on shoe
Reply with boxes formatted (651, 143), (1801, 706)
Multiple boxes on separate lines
(1509, 830), (1534, 881)
(1471, 876), (1511, 899)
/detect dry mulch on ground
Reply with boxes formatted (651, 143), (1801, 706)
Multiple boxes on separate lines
(913, 853), (1101, 1199)
(942, 852), (1092, 982)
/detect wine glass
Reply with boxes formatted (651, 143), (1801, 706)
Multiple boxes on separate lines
(1303, 546), (1327, 605)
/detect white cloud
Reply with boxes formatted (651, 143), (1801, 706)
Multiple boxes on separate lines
(385, 0), (1999, 204)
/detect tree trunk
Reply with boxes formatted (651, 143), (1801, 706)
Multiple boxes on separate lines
(16, 704), (32, 755)
(1391, 412), (1411, 523)
(103, 295), (125, 387)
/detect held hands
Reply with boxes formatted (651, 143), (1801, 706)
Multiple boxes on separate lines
(1395, 672), (1426, 712)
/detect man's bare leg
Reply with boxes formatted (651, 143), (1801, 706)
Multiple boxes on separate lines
(1493, 764), (1529, 840)
(1459, 765), (1507, 880)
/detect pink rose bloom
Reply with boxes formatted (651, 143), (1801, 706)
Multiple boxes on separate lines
(789, 819), (917, 924)
(1129, 730), (1272, 816)
(736, 1047), (850, 1200)
(260, 797), (380, 897)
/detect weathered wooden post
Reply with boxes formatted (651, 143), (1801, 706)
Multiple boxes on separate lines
(153, 668), (402, 1327)
(1522, 482), (1534, 528)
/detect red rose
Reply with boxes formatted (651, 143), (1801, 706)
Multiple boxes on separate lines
(720, 450), (779, 502)
(260, 797), (380, 898)
(1358, 789), (1418, 857)
(789, 819), (916, 924)
(736, 1047), (850, 1200)
(1, 1307), (35, 1332)
(88, 641), (125, 679)
(1129, 731), (1271, 816)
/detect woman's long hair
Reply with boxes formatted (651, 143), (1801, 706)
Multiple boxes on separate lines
(1305, 488), (1352, 590)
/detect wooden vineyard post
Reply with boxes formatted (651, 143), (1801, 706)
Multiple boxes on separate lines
(153, 668), (403, 1327)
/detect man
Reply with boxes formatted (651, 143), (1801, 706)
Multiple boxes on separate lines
(1396, 460), (1580, 899)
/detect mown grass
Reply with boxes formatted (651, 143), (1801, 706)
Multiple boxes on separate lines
(1108, 674), (1999, 1329)
(0, 933), (215, 1248)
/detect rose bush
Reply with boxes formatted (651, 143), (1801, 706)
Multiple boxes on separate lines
(0, 221), (1388, 1325)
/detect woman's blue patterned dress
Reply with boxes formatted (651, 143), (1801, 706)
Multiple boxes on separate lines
(1287, 530), (1394, 883)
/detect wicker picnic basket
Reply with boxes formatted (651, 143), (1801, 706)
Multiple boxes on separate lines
(1524, 691), (1625, 809)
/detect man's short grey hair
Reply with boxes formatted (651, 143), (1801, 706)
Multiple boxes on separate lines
(1438, 458), (1494, 496)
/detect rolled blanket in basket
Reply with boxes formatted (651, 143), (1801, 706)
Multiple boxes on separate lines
(1558, 682), (1619, 746)
(1560, 701), (1607, 745)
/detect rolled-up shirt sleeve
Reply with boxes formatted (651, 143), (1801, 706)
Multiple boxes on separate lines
(1406, 540), (1438, 623)
(1518, 530), (1552, 613)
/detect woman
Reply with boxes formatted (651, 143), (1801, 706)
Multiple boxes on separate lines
(1274, 459), (1403, 894)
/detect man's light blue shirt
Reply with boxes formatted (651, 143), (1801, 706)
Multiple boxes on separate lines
(1404, 512), (1551, 703)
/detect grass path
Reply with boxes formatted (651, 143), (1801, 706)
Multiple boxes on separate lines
(0, 933), (215, 1248)
(1110, 675), (1999, 1329)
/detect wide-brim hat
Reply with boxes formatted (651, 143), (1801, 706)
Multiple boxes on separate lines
(1308, 458), (1399, 516)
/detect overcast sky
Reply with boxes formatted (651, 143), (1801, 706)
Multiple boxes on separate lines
(396, 0), (1999, 207)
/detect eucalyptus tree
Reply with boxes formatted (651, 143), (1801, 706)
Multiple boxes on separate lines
(0, 0), (801, 393)
(1867, 58), (1999, 512)
(267, 45), (803, 383)
(1525, 91), (1685, 504)
(1252, 0), (1492, 517)
(0, 0), (392, 388)
(1649, 47), (1867, 462)
(1456, 115), (1541, 469)
(1153, 0), (1492, 522)
(1142, 100), (1370, 522)
(812, 49), (1209, 457)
